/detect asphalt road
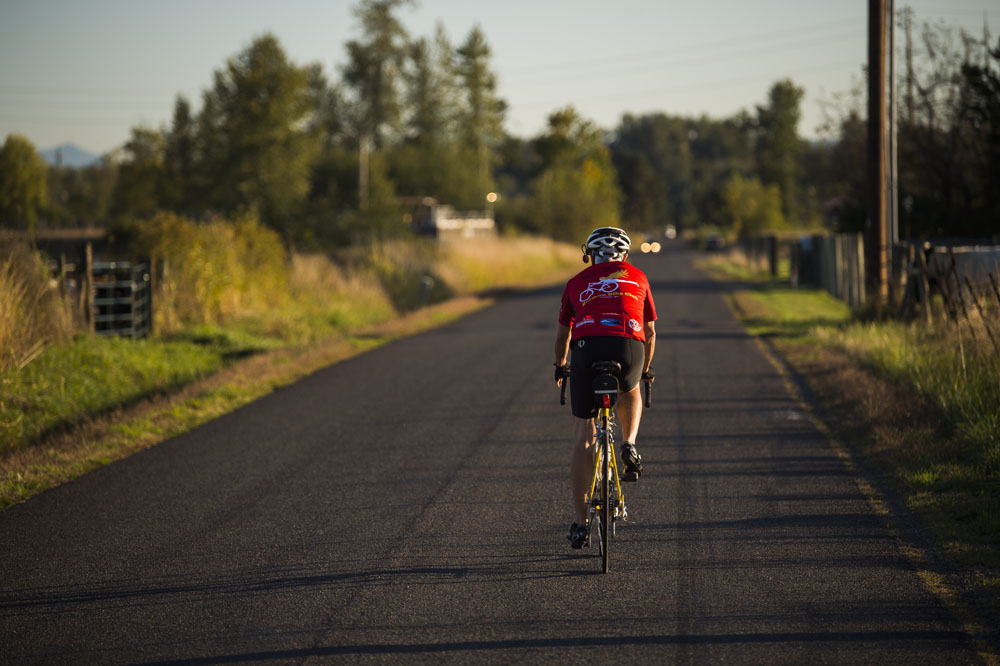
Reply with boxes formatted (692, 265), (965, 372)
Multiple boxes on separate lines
(0, 243), (984, 664)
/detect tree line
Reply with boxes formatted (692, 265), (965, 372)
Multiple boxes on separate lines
(1, 4), (997, 246)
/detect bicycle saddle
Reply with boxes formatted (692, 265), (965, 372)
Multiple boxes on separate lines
(591, 361), (622, 374)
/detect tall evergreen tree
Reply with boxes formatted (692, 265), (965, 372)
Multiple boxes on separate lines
(342, 0), (413, 149)
(197, 34), (322, 236)
(163, 96), (196, 213)
(112, 126), (166, 220)
(456, 26), (507, 204)
(755, 79), (804, 221)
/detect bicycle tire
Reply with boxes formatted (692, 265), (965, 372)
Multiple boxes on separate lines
(600, 414), (611, 573)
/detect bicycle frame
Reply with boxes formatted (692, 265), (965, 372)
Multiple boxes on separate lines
(588, 377), (627, 573)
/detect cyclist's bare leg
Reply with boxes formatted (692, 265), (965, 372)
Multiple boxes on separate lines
(571, 416), (595, 524)
(616, 384), (642, 444)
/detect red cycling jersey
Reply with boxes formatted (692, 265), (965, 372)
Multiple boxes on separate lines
(558, 261), (656, 342)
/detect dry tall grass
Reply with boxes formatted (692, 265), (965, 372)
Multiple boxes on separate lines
(435, 236), (580, 294)
(0, 241), (72, 371)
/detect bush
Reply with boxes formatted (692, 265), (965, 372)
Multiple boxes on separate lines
(135, 212), (289, 332)
(0, 240), (72, 371)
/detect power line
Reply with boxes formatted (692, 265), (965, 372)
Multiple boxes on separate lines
(505, 29), (861, 89)
(503, 17), (861, 76)
(572, 59), (863, 105)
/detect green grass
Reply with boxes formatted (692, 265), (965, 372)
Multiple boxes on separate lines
(1, 335), (227, 452)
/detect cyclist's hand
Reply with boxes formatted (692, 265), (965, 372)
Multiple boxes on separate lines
(554, 363), (570, 386)
(642, 369), (655, 384)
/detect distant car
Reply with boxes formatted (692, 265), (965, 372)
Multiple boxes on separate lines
(664, 224), (677, 240)
(704, 234), (724, 251)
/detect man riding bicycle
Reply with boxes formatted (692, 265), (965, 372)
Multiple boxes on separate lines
(554, 226), (656, 549)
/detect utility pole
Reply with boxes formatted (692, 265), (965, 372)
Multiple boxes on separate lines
(904, 6), (914, 125)
(888, 0), (899, 303)
(867, 0), (888, 304)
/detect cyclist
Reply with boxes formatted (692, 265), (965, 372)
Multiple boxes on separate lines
(554, 226), (656, 549)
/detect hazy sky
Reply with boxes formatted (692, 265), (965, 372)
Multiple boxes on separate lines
(1, 0), (997, 155)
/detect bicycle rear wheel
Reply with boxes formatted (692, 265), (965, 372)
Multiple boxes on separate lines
(600, 417), (611, 573)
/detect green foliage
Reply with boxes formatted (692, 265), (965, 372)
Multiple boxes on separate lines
(112, 126), (166, 220)
(358, 152), (406, 241)
(755, 79), (804, 220)
(530, 107), (622, 241)
(197, 34), (322, 235)
(611, 114), (696, 231)
(0, 134), (48, 231)
(610, 112), (756, 234)
(134, 212), (289, 331)
(46, 156), (117, 227)
(342, 0), (414, 148)
(455, 26), (507, 196)
(162, 96), (197, 213)
(720, 173), (786, 238)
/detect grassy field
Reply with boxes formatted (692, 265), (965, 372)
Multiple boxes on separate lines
(705, 255), (1000, 611)
(0, 235), (579, 509)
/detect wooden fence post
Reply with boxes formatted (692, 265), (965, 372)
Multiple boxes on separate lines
(83, 242), (94, 334)
(916, 247), (932, 327)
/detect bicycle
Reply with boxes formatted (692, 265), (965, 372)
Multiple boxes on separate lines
(560, 361), (652, 573)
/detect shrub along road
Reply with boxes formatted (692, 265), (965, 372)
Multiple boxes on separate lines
(0, 243), (987, 664)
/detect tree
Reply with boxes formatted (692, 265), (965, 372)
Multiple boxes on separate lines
(112, 126), (166, 220)
(755, 79), (804, 221)
(455, 26), (507, 205)
(388, 24), (474, 204)
(611, 114), (694, 232)
(531, 108), (621, 241)
(162, 95), (197, 213)
(342, 0), (413, 149)
(0, 134), (49, 232)
(959, 37), (1000, 233)
(197, 34), (322, 237)
(720, 173), (785, 238)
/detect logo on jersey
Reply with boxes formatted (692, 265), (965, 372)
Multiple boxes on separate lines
(627, 318), (641, 332)
(578, 273), (641, 305)
(574, 315), (595, 328)
(600, 317), (622, 327)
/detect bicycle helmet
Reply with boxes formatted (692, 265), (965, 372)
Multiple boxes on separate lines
(583, 227), (631, 262)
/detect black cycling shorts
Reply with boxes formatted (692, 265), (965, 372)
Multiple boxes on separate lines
(569, 336), (645, 419)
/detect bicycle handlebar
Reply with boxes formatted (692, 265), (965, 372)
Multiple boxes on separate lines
(642, 369), (654, 408)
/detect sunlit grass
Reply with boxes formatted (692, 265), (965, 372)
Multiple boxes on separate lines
(0, 335), (224, 452)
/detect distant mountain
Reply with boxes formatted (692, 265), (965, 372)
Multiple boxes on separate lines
(40, 143), (99, 168)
